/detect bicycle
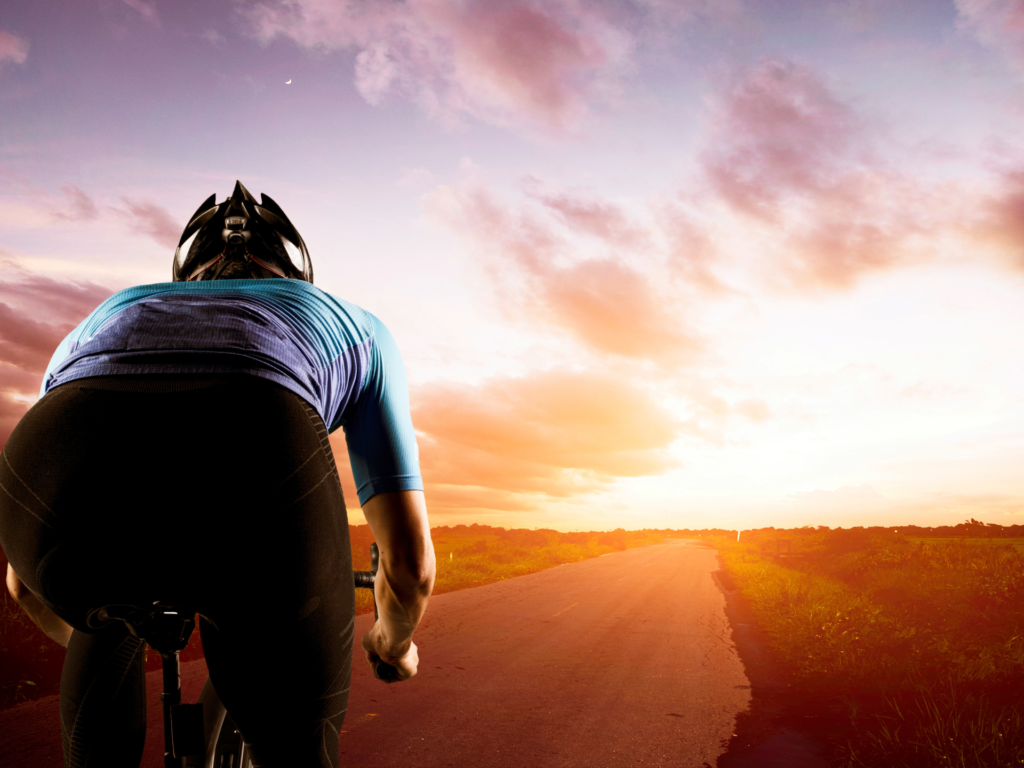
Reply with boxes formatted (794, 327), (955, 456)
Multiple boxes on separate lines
(85, 543), (394, 768)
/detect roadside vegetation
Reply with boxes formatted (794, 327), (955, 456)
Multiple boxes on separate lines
(350, 523), (667, 615)
(717, 522), (1024, 767)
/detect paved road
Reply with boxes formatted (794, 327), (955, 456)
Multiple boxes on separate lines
(0, 539), (751, 767)
(341, 539), (749, 767)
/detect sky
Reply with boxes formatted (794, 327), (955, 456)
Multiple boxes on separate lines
(3, 0), (1024, 532)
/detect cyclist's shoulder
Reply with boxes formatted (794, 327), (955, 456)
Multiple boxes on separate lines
(96, 279), (363, 318)
(85, 279), (390, 347)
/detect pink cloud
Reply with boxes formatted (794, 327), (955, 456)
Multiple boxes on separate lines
(0, 31), (29, 66)
(0, 268), (114, 328)
(521, 178), (651, 250)
(0, 268), (115, 447)
(702, 58), (864, 218)
(658, 203), (724, 292)
(52, 184), (100, 222)
(956, 0), (1024, 70)
(250, 0), (633, 132)
(118, 198), (180, 249)
(973, 168), (1024, 268)
(700, 58), (938, 289)
(0, 303), (69, 373)
(424, 182), (698, 363)
(0, 380), (39, 451)
(122, 0), (158, 23)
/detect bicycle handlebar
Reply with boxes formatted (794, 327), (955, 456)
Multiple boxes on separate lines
(353, 543), (400, 682)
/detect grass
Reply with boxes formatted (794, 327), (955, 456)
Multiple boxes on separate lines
(350, 525), (665, 616)
(717, 531), (1024, 767)
(908, 537), (1024, 553)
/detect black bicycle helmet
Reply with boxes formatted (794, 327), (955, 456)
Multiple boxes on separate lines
(172, 180), (313, 283)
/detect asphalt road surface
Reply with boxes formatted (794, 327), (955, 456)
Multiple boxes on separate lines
(0, 539), (751, 767)
(341, 539), (749, 767)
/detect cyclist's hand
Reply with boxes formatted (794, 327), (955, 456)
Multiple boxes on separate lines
(361, 622), (419, 683)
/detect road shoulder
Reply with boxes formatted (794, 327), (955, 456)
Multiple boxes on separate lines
(712, 554), (833, 768)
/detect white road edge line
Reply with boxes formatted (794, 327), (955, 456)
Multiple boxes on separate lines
(552, 602), (580, 618)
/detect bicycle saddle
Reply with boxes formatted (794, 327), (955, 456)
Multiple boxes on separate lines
(85, 602), (196, 654)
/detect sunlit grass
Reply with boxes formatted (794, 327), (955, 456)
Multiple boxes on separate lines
(908, 537), (1024, 553)
(717, 532), (1024, 767)
(351, 525), (666, 615)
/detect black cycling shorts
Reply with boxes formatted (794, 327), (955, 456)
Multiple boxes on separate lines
(0, 375), (354, 768)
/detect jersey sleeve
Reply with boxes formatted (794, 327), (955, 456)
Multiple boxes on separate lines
(342, 314), (423, 505)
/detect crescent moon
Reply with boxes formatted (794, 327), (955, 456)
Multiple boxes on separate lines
(285, 79), (293, 84)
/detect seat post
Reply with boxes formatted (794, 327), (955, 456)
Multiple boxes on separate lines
(161, 650), (182, 768)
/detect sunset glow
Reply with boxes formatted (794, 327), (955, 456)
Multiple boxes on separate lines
(3, 1), (1024, 530)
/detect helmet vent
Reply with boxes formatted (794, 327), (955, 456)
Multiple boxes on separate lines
(173, 180), (313, 283)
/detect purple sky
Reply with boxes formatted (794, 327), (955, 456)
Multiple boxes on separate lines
(3, 1), (1024, 531)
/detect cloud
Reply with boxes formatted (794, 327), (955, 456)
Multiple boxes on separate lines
(410, 367), (680, 511)
(0, 30), (29, 67)
(202, 28), (226, 46)
(0, 267), (115, 447)
(423, 181), (698, 363)
(248, 0), (635, 132)
(735, 398), (770, 422)
(700, 58), (938, 289)
(956, 0), (1024, 71)
(974, 168), (1024, 269)
(0, 303), (70, 374)
(122, 0), (158, 23)
(52, 184), (100, 222)
(118, 198), (180, 249)
(702, 58), (864, 219)
(657, 202), (724, 292)
(521, 177), (651, 251)
(396, 167), (435, 188)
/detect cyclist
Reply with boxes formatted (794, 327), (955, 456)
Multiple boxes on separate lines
(0, 181), (436, 768)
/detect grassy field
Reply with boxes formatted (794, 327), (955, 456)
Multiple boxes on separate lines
(349, 524), (665, 616)
(0, 524), (666, 709)
(717, 530), (1024, 767)
(908, 537), (1024, 552)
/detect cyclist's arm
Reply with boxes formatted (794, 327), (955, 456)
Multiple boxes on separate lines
(5, 563), (73, 647)
(361, 490), (435, 679)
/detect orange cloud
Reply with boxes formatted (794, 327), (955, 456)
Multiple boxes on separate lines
(327, 367), (682, 517)
(658, 202), (725, 293)
(974, 168), (1024, 269)
(414, 368), (678, 486)
(424, 182), (698, 363)
(541, 257), (699, 361)
(369, 367), (679, 515)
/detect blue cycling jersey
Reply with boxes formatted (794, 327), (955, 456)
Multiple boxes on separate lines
(41, 279), (422, 505)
